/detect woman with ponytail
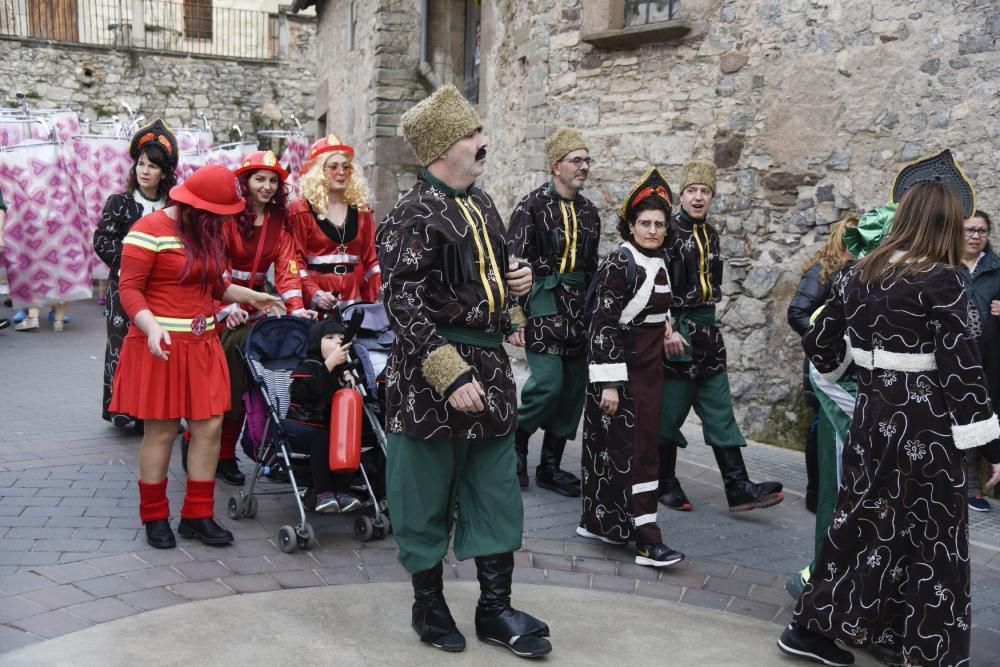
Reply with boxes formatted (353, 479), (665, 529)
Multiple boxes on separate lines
(111, 164), (284, 549)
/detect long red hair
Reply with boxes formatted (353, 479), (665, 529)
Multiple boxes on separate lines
(235, 171), (291, 235)
(169, 201), (229, 291)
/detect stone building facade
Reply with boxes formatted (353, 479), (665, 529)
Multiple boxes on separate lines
(307, 0), (1000, 446)
(0, 5), (317, 141)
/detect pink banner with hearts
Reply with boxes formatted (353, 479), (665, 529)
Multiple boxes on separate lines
(65, 137), (132, 280)
(0, 143), (93, 306)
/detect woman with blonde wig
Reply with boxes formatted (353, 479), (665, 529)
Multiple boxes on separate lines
(289, 135), (380, 312)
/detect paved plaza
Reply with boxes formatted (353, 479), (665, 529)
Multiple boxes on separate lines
(2, 302), (1000, 665)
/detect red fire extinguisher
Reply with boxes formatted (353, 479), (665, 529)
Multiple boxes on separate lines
(330, 388), (362, 472)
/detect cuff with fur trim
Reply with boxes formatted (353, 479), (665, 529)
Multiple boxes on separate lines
(952, 416), (1000, 451)
(508, 305), (526, 331)
(422, 344), (472, 397)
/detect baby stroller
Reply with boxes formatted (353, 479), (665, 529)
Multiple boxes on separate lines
(227, 308), (391, 552)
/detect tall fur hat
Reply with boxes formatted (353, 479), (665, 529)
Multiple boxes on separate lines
(401, 85), (481, 167)
(545, 127), (588, 167)
(679, 160), (717, 194)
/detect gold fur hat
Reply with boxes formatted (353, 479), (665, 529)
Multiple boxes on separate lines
(401, 85), (481, 167)
(545, 127), (588, 166)
(679, 160), (718, 194)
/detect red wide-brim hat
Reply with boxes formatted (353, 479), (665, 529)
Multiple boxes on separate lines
(169, 164), (245, 215)
(233, 150), (290, 181)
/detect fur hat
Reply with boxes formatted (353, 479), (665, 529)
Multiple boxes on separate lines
(679, 160), (717, 194)
(401, 85), (481, 167)
(545, 127), (588, 167)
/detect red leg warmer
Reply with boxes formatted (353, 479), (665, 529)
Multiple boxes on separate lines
(219, 417), (242, 460)
(180, 479), (216, 520)
(138, 479), (170, 523)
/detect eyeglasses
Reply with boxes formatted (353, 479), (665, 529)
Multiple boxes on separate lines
(562, 157), (595, 169)
(634, 219), (667, 231)
(965, 228), (990, 238)
(325, 163), (354, 174)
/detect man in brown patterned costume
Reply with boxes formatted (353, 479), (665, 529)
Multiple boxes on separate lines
(507, 127), (601, 496)
(378, 85), (552, 658)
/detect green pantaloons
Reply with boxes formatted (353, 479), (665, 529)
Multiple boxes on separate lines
(386, 433), (524, 574)
(659, 372), (747, 448)
(517, 352), (587, 439)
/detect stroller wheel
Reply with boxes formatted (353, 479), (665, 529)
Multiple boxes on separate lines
(299, 522), (316, 550)
(246, 495), (259, 518)
(277, 525), (298, 553)
(354, 515), (374, 542)
(227, 497), (241, 521)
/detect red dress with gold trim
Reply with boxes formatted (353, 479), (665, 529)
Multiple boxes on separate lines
(288, 199), (381, 308)
(110, 210), (232, 420)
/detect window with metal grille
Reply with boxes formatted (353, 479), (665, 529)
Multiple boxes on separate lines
(184, 0), (213, 39)
(625, 0), (680, 27)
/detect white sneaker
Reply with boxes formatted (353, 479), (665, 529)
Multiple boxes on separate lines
(14, 317), (39, 331)
(575, 525), (627, 545)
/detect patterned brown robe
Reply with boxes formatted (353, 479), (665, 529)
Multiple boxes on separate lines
(377, 172), (523, 441)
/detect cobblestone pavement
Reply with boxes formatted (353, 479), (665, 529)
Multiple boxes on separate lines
(2, 302), (1000, 664)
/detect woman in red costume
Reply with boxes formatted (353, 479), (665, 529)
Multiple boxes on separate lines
(112, 164), (285, 549)
(209, 150), (315, 485)
(289, 134), (380, 313)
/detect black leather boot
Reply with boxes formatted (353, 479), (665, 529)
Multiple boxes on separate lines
(143, 519), (176, 549)
(712, 446), (784, 512)
(411, 562), (466, 652)
(177, 517), (234, 545)
(657, 440), (692, 511)
(216, 457), (246, 486)
(535, 432), (580, 497)
(514, 429), (530, 490)
(474, 553), (552, 658)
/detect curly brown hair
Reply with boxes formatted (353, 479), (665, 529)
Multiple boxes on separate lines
(802, 215), (857, 283)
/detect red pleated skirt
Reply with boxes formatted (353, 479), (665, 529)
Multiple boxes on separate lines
(110, 328), (231, 420)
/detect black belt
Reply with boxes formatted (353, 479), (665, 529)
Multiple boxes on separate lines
(309, 263), (353, 275)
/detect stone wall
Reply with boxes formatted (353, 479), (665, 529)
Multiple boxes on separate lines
(313, 0), (1000, 446)
(0, 14), (317, 142)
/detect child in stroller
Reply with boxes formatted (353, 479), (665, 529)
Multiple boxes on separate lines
(285, 317), (364, 514)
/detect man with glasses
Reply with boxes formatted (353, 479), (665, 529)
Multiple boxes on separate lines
(507, 127), (601, 496)
(658, 160), (785, 513)
(959, 209), (1000, 513)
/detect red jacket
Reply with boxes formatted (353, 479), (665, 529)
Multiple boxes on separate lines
(289, 199), (381, 307)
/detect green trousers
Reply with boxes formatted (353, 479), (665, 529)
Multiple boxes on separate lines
(386, 432), (524, 574)
(809, 372), (856, 568)
(659, 372), (746, 448)
(516, 351), (587, 439)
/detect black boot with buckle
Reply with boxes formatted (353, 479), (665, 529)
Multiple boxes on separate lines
(514, 429), (530, 490)
(474, 553), (552, 658)
(411, 562), (465, 652)
(535, 432), (580, 497)
(712, 446), (784, 512)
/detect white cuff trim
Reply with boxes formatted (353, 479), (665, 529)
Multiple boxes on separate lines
(215, 303), (237, 322)
(952, 416), (1000, 451)
(281, 289), (302, 300)
(634, 513), (658, 526)
(589, 363), (628, 383)
(632, 480), (659, 495)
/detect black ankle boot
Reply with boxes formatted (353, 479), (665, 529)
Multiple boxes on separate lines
(658, 477), (693, 511)
(474, 553), (551, 658)
(712, 446), (784, 512)
(216, 457), (246, 486)
(514, 429), (530, 490)
(411, 563), (466, 652)
(535, 432), (580, 497)
(144, 519), (176, 549)
(177, 517), (233, 545)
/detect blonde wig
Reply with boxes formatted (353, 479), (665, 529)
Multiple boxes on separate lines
(298, 151), (372, 217)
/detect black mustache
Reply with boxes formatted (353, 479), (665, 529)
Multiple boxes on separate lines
(475, 147), (487, 161)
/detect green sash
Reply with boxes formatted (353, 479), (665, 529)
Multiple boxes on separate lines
(437, 324), (504, 349)
(667, 305), (716, 363)
(527, 271), (587, 318)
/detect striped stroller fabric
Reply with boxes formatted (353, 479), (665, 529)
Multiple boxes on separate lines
(251, 359), (294, 419)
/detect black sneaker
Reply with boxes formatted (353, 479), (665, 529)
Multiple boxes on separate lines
(969, 495), (991, 512)
(635, 542), (684, 568)
(777, 623), (854, 666)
